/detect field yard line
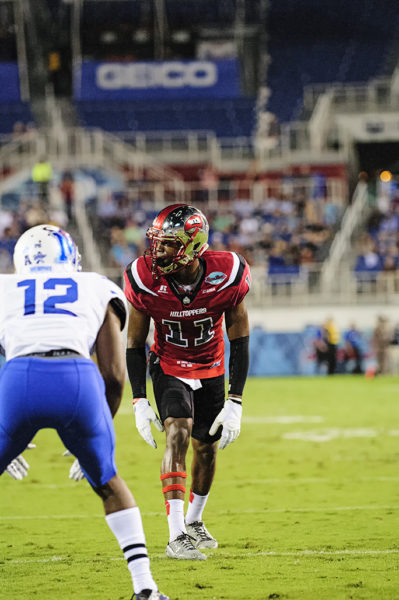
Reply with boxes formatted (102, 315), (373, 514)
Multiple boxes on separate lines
(244, 416), (324, 424)
(6, 548), (399, 565)
(2, 504), (399, 520)
(223, 505), (399, 514)
(117, 408), (325, 423)
(19, 475), (399, 489)
(219, 476), (399, 484)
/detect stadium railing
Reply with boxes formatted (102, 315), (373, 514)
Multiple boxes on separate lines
(256, 73), (399, 170)
(0, 127), (184, 186)
(245, 265), (399, 308)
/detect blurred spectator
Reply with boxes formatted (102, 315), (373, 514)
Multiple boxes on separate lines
(390, 323), (399, 375)
(314, 317), (340, 375)
(342, 323), (364, 374)
(109, 226), (137, 269)
(200, 164), (219, 191)
(32, 157), (53, 208)
(11, 121), (25, 138)
(59, 171), (75, 222)
(84, 168), (345, 280)
(25, 200), (48, 227)
(0, 210), (14, 237)
(371, 315), (392, 375)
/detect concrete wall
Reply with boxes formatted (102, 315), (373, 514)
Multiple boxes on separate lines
(248, 304), (399, 333)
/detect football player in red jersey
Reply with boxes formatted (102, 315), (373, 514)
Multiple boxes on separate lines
(124, 204), (250, 560)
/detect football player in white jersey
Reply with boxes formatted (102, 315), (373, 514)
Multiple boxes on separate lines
(0, 225), (168, 600)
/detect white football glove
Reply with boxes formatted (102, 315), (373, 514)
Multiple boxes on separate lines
(69, 459), (85, 481)
(6, 454), (29, 480)
(63, 450), (85, 481)
(5, 443), (35, 480)
(209, 398), (242, 450)
(133, 398), (164, 449)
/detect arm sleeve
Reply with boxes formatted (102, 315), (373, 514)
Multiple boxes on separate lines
(228, 336), (249, 397)
(126, 347), (147, 399)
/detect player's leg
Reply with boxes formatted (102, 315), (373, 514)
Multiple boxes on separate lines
(0, 359), (37, 478)
(149, 353), (205, 560)
(185, 438), (219, 549)
(59, 360), (168, 600)
(353, 346), (363, 374)
(92, 475), (165, 599)
(185, 374), (225, 549)
(327, 343), (337, 374)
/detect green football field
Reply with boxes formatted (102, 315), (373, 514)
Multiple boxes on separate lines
(2, 375), (399, 600)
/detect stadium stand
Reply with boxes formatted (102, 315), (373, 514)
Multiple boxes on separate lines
(353, 176), (399, 290)
(2, 0), (399, 378)
(266, 0), (399, 122)
(0, 3), (34, 136)
(0, 103), (35, 135)
(76, 98), (256, 138)
(1, 2), (399, 302)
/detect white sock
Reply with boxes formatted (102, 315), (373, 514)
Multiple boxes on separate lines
(105, 507), (156, 595)
(166, 499), (186, 542)
(185, 490), (209, 524)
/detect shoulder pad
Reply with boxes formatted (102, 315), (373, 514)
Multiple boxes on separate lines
(204, 251), (247, 291)
(125, 257), (159, 297)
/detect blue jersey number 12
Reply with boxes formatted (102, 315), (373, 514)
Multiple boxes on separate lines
(18, 278), (78, 316)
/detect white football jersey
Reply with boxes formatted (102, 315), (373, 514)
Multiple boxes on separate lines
(0, 272), (127, 360)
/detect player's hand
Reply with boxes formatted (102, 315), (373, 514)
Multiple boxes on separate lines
(5, 443), (36, 480)
(69, 459), (85, 481)
(6, 455), (29, 480)
(63, 450), (85, 481)
(133, 398), (164, 449)
(209, 398), (242, 450)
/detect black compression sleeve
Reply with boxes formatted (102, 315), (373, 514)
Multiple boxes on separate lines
(126, 347), (147, 398)
(228, 336), (249, 397)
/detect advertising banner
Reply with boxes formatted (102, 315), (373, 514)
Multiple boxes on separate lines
(0, 63), (20, 101)
(75, 59), (240, 100)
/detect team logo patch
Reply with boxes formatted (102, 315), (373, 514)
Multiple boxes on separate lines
(185, 214), (203, 230)
(205, 271), (227, 285)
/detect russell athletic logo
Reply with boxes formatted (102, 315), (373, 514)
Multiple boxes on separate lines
(205, 271), (227, 286)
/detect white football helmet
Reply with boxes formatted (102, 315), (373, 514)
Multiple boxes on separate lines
(13, 225), (82, 274)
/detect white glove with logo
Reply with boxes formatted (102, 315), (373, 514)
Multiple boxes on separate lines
(63, 450), (85, 481)
(209, 398), (242, 450)
(5, 443), (36, 480)
(133, 398), (164, 449)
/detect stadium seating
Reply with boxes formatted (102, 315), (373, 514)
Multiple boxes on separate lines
(266, 0), (399, 122)
(76, 98), (256, 138)
(80, 0), (259, 29)
(0, 102), (35, 135)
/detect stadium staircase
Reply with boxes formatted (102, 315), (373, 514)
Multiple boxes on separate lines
(320, 181), (370, 294)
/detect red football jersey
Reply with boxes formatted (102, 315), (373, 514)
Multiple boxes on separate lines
(124, 251), (251, 379)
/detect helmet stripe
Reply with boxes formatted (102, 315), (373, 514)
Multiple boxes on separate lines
(152, 204), (187, 229)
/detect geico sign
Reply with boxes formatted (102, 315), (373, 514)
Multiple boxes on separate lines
(96, 62), (217, 90)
